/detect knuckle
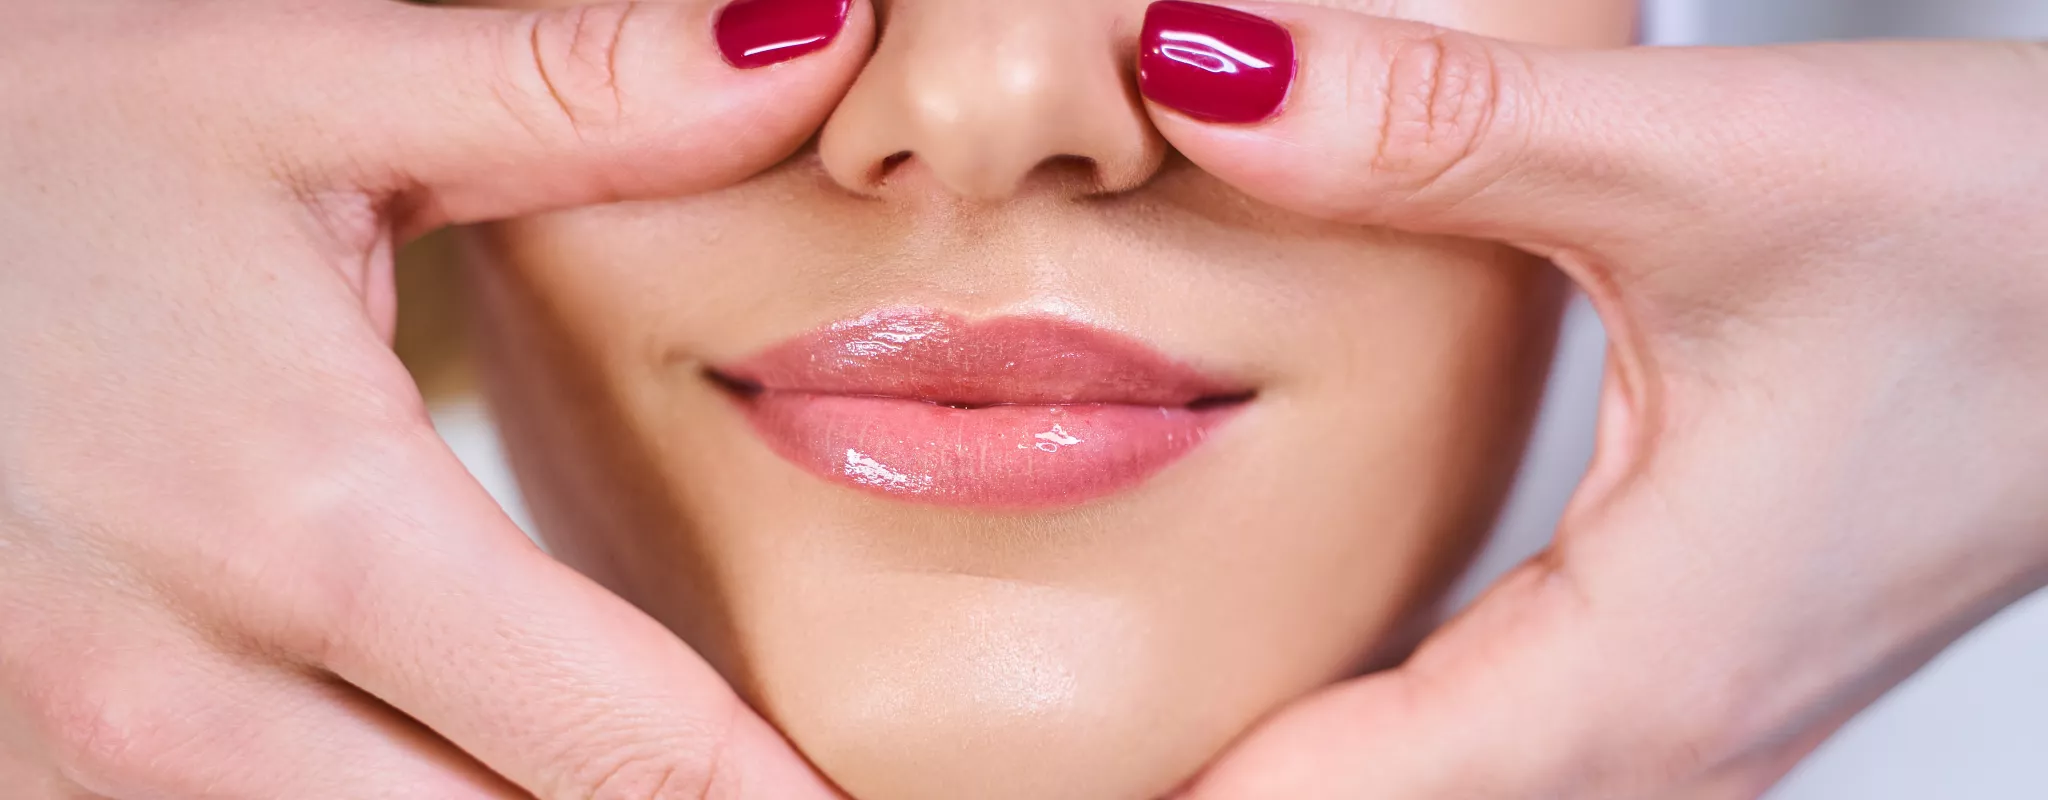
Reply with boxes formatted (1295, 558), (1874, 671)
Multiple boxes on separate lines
(43, 701), (143, 791)
(1368, 29), (1515, 205)
(503, 3), (643, 142)
(32, 669), (190, 793)
(135, 403), (440, 669)
(233, 425), (443, 665)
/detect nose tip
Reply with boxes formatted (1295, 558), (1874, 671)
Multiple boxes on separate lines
(891, 60), (1104, 198)
(816, 1), (1164, 201)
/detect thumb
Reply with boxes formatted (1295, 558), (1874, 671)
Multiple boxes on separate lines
(1179, 486), (1843, 799)
(222, 0), (871, 232)
(1131, 0), (2033, 260)
(1178, 565), (1819, 800)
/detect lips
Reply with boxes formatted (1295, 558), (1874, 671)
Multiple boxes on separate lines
(710, 309), (1250, 508)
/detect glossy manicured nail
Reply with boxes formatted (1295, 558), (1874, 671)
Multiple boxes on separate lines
(1138, 0), (1296, 123)
(715, 0), (851, 69)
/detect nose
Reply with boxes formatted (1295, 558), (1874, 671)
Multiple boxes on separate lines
(817, 0), (1166, 200)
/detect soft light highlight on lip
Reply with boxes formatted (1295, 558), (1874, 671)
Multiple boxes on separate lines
(711, 309), (1250, 508)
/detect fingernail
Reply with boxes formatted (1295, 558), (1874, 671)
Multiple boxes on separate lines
(715, 0), (851, 69)
(1138, 0), (1296, 124)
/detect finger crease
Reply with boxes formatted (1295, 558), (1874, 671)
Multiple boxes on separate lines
(529, 15), (583, 141)
(606, 3), (637, 120)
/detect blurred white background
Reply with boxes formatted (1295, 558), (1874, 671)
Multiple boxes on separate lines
(433, 1), (2048, 795)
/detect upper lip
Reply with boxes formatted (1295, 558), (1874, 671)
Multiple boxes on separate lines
(709, 308), (1253, 408)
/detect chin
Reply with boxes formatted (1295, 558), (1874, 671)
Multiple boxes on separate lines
(747, 571), (1213, 800)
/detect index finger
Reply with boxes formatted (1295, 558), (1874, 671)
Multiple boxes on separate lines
(195, 0), (872, 234)
(1130, 1), (2039, 260)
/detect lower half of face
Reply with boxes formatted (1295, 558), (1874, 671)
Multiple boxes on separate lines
(461, 0), (1625, 798)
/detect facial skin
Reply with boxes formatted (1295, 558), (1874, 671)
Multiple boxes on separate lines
(459, 0), (1631, 797)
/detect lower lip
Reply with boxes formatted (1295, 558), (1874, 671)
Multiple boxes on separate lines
(737, 393), (1238, 508)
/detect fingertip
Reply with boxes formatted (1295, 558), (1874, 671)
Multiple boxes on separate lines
(1137, 1), (1298, 125)
(1135, 2), (1473, 229)
(715, 0), (856, 70)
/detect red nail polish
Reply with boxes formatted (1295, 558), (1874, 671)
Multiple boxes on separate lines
(1138, 0), (1296, 124)
(715, 0), (850, 69)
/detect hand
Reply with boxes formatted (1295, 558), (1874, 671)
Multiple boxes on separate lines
(0, 0), (869, 796)
(1138, 3), (2048, 797)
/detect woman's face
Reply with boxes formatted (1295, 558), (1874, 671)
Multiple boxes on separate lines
(464, 0), (1630, 797)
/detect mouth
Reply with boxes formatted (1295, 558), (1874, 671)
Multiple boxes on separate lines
(707, 308), (1254, 509)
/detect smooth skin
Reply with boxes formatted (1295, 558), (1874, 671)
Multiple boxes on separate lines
(0, 0), (872, 797)
(1145, 5), (2048, 799)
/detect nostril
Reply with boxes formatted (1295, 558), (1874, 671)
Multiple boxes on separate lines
(837, 136), (1142, 198)
(876, 151), (914, 183)
(1036, 154), (1106, 195)
(1041, 154), (1098, 176)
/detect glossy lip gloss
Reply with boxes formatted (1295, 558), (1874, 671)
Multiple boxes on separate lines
(710, 309), (1253, 509)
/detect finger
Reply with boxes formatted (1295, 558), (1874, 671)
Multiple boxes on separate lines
(9, 629), (520, 800)
(1170, 368), (1770, 799)
(1133, 1), (2046, 259)
(197, 0), (873, 231)
(1183, 398), (2036, 800)
(254, 425), (835, 800)
(1181, 554), (1806, 799)
(218, 687), (525, 799)
(192, 677), (528, 799)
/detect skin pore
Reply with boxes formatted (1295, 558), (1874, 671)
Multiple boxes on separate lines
(453, 0), (1632, 797)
